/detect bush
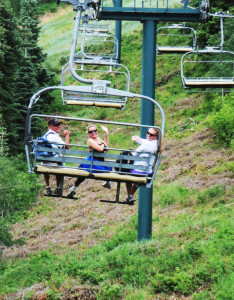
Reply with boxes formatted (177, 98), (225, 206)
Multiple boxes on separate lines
(0, 219), (13, 255)
(156, 184), (190, 207)
(197, 186), (226, 204)
(0, 154), (37, 250)
(0, 155), (37, 217)
(206, 95), (234, 147)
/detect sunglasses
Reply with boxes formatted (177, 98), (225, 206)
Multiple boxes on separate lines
(53, 124), (61, 127)
(147, 131), (156, 137)
(88, 129), (98, 134)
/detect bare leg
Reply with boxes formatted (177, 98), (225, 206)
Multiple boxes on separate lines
(126, 182), (133, 196)
(56, 175), (62, 188)
(131, 184), (138, 196)
(44, 174), (50, 187)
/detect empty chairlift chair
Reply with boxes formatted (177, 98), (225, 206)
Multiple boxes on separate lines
(79, 21), (111, 34)
(156, 23), (196, 54)
(181, 48), (234, 90)
(60, 58), (130, 109)
(76, 21), (118, 60)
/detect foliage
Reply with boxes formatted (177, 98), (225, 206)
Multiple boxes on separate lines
(0, 0), (56, 154)
(0, 155), (37, 218)
(205, 94), (234, 147)
(0, 117), (37, 253)
(0, 0), (24, 150)
(155, 184), (190, 207)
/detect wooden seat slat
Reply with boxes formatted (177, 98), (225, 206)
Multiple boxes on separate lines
(65, 100), (123, 108)
(35, 165), (149, 184)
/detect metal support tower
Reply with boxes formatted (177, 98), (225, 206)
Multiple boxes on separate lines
(138, 20), (157, 241)
(113, 0), (122, 63)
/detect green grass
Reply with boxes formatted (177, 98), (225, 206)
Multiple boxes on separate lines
(0, 185), (233, 299)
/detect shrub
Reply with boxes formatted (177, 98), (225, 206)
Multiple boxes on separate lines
(197, 186), (226, 204)
(0, 155), (37, 217)
(156, 184), (190, 207)
(206, 95), (234, 147)
(0, 154), (37, 251)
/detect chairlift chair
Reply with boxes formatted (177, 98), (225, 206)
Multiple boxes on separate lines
(79, 21), (111, 33)
(156, 23), (196, 54)
(24, 86), (165, 204)
(76, 21), (118, 60)
(60, 57), (130, 109)
(181, 12), (234, 90)
(181, 48), (234, 90)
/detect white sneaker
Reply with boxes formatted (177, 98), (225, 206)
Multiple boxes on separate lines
(67, 186), (76, 197)
(102, 181), (112, 189)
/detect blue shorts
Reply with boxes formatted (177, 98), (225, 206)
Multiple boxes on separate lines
(79, 156), (111, 173)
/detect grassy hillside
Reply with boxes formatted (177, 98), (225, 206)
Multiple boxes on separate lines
(1, 6), (233, 300)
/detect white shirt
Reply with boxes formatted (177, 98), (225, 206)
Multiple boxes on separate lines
(132, 139), (157, 173)
(46, 129), (65, 157)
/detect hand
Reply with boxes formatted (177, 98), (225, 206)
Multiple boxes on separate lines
(132, 135), (140, 142)
(101, 125), (108, 135)
(64, 130), (70, 136)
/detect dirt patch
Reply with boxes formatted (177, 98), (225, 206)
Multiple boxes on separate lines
(40, 6), (71, 24)
(2, 179), (136, 259)
(160, 129), (233, 189)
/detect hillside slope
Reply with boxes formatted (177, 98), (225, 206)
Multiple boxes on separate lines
(1, 6), (233, 300)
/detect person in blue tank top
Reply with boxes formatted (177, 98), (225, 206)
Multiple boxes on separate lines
(67, 124), (112, 198)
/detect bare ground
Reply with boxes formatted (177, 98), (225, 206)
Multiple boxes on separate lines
(2, 179), (137, 260)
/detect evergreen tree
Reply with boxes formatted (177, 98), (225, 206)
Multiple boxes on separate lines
(14, 0), (55, 152)
(192, 0), (233, 48)
(0, 0), (55, 154)
(0, 0), (24, 148)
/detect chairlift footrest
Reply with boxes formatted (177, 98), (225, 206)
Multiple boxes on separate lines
(100, 199), (135, 205)
(44, 194), (78, 200)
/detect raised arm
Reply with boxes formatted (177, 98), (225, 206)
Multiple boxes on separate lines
(64, 130), (70, 149)
(101, 125), (109, 147)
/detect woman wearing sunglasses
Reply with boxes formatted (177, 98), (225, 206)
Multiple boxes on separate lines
(125, 127), (160, 204)
(67, 124), (112, 198)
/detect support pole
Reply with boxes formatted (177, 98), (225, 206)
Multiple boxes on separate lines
(138, 20), (157, 241)
(113, 0), (122, 63)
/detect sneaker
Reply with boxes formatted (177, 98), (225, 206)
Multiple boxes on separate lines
(124, 195), (136, 204)
(54, 187), (62, 197)
(46, 187), (52, 196)
(67, 186), (77, 198)
(102, 181), (112, 189)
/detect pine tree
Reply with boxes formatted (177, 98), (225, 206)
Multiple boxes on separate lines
(13, 0), (55, 152)
(0, 0), (24, 148)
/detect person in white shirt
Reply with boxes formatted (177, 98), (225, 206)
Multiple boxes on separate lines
(125, 127), (160, 204)
(44, 117), (70, 196)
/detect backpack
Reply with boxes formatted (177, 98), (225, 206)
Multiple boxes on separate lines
(33, 132), (55, 157)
